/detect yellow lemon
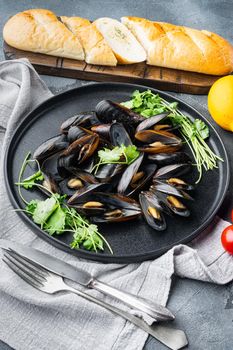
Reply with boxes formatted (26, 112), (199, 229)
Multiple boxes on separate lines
(208, 75), (233, 132)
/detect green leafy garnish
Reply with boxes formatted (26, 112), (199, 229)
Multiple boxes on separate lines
(98, 147), (123, 163)
(193, 119), (209, 139)
(32, 197), (58, 225)
(122, 90), (223, 183)
(44, 206), (66, 235)
(93, 144), (139, 174)
(17, 155), (113, 254)
(25, 200), (39, 214)
(22, 171), (44, 189)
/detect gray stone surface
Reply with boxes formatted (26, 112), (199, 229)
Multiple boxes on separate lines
(0, 1), (233, 349)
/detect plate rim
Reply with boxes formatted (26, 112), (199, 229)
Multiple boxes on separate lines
(4, 82), (230, 263)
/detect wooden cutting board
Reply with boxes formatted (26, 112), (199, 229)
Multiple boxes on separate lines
(4, 42), (222, 94)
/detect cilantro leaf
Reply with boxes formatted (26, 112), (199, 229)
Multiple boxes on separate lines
(25, 200), (39, 215)
(123, 145), (140, 164)
(32, 196), (58, 226)
(70, 224), (104, 251)
(44, 206), (66, 235)
(97, 144), (139, 167)
(98, 147), (123, 163)
(193, 119), (209, 139)
(22, 171), (44, 189)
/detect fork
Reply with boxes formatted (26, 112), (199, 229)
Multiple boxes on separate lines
(2, 249), (188, 350)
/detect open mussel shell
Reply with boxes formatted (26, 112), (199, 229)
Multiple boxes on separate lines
(138, 143), (182, 154)
(142, 191), (172, 215)
(59, 177), (84, 196)
(57, 154), (76, 178)
(136, 113), (168, 132)
(93, 192), (141, 211)
(135, 129), (182, 145)
(35, 172), (60, 196)
(92, 208), (141, 223)
(117, 153), (144, 194)
(154, 163), (191, 180)
(149, 189), (190, 217)
(95, 163), (124, 182)
(139, 192), (166, 231)
(127, 163), (158, 196)
(96, 100), (144, 125)
(33, 134), (69, 162)
(117, 155), (158, 196)
(110, 123), (132, 146)
(91, 124), (111, 139)
(73, 203), (106, 217)
(90, 193), (141, 222)
(67, 126), (94, 143)
(43, 173), (60, 194)
(60, 111), (99, 134)
(148, 152), (191, 166)
(63, 134), (99, 164)
(158, 192), (190, 217)
(151, 180), (193, 200)
(67, 183), (110, 205)
(166, 178), (194, 191)
(67, 167), (99, 184)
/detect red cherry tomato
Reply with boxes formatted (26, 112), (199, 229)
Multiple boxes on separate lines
(221, 225), (233, 254)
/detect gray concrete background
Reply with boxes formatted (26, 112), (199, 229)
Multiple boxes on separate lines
(0, 1), (233, 349)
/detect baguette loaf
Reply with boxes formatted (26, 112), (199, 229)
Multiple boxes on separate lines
(94, 18), (147, 64)
(3, 9), (84, 60)
(121, 16), (233, 75)
(61, 16), (117, 66)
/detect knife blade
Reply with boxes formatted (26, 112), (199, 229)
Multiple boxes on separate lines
(0, 239), (175, 321)
(0, 239), (92, 284)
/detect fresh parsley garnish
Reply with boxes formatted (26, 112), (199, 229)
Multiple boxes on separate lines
(193, 119), (209, 140)
(93, 144), (139, 174)
(122, 89), (223, 182)
(22, 171), (44, 189)
(17, 155), (113, 254)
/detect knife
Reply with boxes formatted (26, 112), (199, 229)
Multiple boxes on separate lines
(0, 239), (174, 321)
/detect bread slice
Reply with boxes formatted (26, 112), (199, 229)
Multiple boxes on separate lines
(3, 9), (84, 60)
(94, 18), (146, 64)
(61, 16), (117, 66)
(122, 16), (233, 75)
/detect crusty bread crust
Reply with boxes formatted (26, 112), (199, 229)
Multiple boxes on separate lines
(3, 10), (233, 73)
(61, 16), (117, 66)
(122, 16), (233, 75)
(3, 9), (84, 60)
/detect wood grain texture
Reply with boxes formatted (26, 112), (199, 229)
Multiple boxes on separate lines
(3, 41), (222, 94)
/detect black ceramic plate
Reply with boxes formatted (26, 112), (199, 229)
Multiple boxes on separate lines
(4, 83), (229, 263)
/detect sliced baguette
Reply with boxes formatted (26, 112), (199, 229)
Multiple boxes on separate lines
(61, 16), (117, 66)
(121, 16), (233, 75)
(94, 17), (146, 64)
(3, 9), (84, 60)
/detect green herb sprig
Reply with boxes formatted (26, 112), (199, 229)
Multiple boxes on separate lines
(122, 90), (223, 183)
(15, 154), (113, 254)
(92, 144), (140, 174)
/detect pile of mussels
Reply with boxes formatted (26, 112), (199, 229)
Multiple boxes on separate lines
(33, 100), (194, 231)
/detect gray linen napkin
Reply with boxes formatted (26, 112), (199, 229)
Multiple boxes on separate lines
(0, 59), (232, 350)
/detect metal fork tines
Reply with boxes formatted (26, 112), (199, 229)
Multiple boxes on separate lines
(2, 249), (188, 350)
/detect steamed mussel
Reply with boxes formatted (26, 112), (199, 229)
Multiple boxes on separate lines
(33, 134), (69, 162)
(69, 192), (141, 222)
(96, 100), (144, 125)
(60, 111), (99, 134)
(31, 95), (196, 234)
